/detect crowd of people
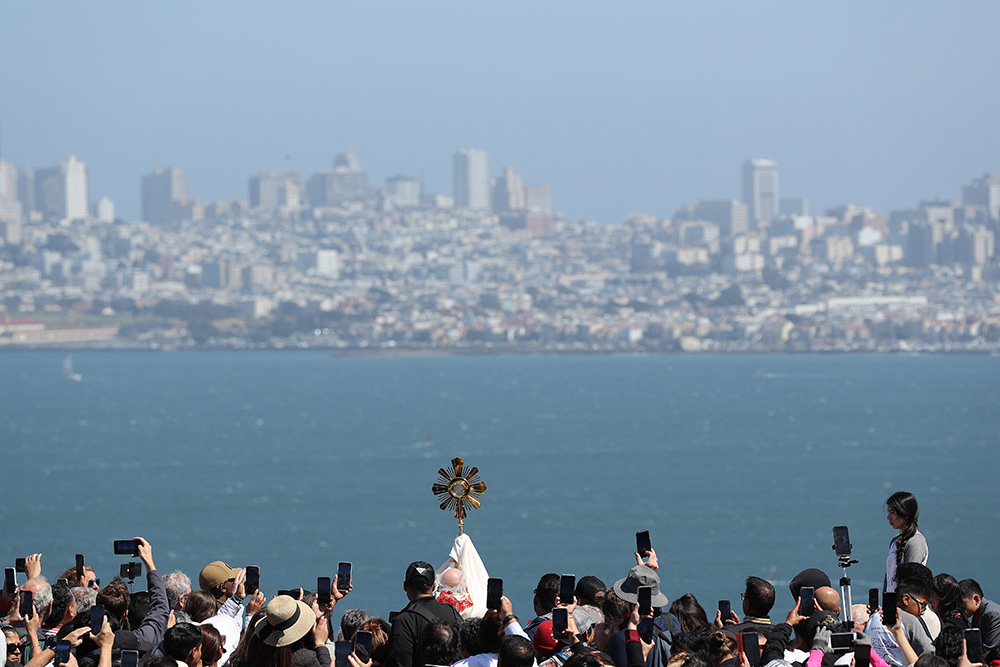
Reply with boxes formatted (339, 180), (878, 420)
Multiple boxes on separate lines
(2, 492), (997, 667)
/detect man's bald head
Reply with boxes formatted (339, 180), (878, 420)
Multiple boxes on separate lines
(816, 587), (841, 615)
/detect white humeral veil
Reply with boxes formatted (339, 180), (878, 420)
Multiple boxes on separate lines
(436, 532), (490, 619)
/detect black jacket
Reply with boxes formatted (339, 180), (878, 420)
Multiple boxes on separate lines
(385, 596), (461, 667)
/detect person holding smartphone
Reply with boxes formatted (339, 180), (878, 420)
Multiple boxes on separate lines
(884, 491), (928, 593)
(864, 576), (935, 666)
(96, 537), (169, 658)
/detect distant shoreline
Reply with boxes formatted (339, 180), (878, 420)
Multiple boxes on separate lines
(1, 345), (995, 356)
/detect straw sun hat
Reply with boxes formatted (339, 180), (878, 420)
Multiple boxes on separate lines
(253, 595), (316, 647)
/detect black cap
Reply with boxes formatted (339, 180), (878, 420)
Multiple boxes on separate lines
(789, 568), (831, 602)
(575, 576), (607, 605)
(405, 561), (435, 589)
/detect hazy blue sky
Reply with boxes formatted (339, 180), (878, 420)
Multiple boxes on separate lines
(2, 1), (998, 223)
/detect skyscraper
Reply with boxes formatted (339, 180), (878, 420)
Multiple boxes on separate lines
(249, 171), (302, 211)
(742, 158), (779, 226)
(34, 155), (89, 221)
(306, 152), (370, 207)
(142, 167), (188, 224)
(453, 149), (490, 210)
(491, 165), (525, 212)
(962, 173), (1000, 221)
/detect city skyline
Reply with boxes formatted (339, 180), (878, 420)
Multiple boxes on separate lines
(2, 151), (997, 228)
(1, 2), (998, 223)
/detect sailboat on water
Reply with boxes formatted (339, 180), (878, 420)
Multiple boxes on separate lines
(63, 354), (82, 381)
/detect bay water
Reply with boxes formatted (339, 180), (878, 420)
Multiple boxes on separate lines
(2, 352), (998, 621)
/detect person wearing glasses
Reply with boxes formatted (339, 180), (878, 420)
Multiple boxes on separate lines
(3, 625), (24, 667)
(865, 570), (937, 666)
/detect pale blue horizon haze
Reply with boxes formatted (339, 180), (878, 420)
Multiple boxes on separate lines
(1, 1), (999, 222)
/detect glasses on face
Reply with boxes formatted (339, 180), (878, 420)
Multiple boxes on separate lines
(7, 644), (22, 655)
(905, 594), (929, 612)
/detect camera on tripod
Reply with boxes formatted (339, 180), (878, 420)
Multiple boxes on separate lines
(120, 562), (142, 581)
(831, 525), (859, 626)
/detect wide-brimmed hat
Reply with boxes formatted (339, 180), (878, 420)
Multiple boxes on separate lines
(199, 561), (239, 592)
(253, 595), (315, 647)
(613, 565), (668, 607)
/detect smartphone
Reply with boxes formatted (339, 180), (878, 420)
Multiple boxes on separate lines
(317, 577), (332, 607)
(76, 554), (85, 580)
(831, 632), (855, 652)
(559, 574), (575, 606)
(4, 567), (14, 595)
(55, 640), (71, 666)
(388, 611), (399, 624)
(19, 589), (34, 618)
(337, 562), (352, 593)
(638, 586), (653, 616)
(91, 605), (105, 635)
(800, 587), (815, 615)
(335, 641), (352, 667)
(277, 589), (300, 598)
(121, 650), (139, 667)
(245, 566), (260, 596)
(868, 588), (879, 613)
(719, 599), (732, 620)
(832, 526), (851, 556)
(114, 540), (139, 556)
(882, 593), (897, 627)
(854, 644), (871, 667)
(636, 530), (652, 557)
(486, 578), (503, 611)
(552, 607), (568, 637)
(965, 629), (983, 663)
(741, 632), (761, 665)
(15, 558), (27, 573)
(354, 630), (373, 663)
(120, 563), (142, 579)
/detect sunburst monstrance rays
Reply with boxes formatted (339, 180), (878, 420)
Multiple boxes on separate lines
(432, 457), (487, 521)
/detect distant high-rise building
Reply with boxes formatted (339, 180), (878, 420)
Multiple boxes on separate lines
(250, 171), (302, 211)
(524, 185), (552, 213)
(307, 153), (370, 207)
(34, 155), (89, 220)
(17, 167), (35, 212)
(780, 197), (809, 217)
(62, 155), (89, 220)
(491, 165), (525, 212)
(962, 173), (1000, 221)
(142, 167), (188, 224)
(384, 176), (420, 208)
(93, 196), (115, 223)
(0, 161), (20, 224)
(0, 161), (16, 204)
(742, 158), (779, 225)
(453, 149), (490, 210)
(693, 200), (749, 237)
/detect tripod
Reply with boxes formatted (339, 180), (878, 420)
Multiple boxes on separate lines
(837, 553), (859, 627)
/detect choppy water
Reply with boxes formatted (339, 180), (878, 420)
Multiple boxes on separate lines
(2, 352), (998, 620)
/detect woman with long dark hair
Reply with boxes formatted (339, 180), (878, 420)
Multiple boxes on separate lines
(885, 491), (928, 592)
